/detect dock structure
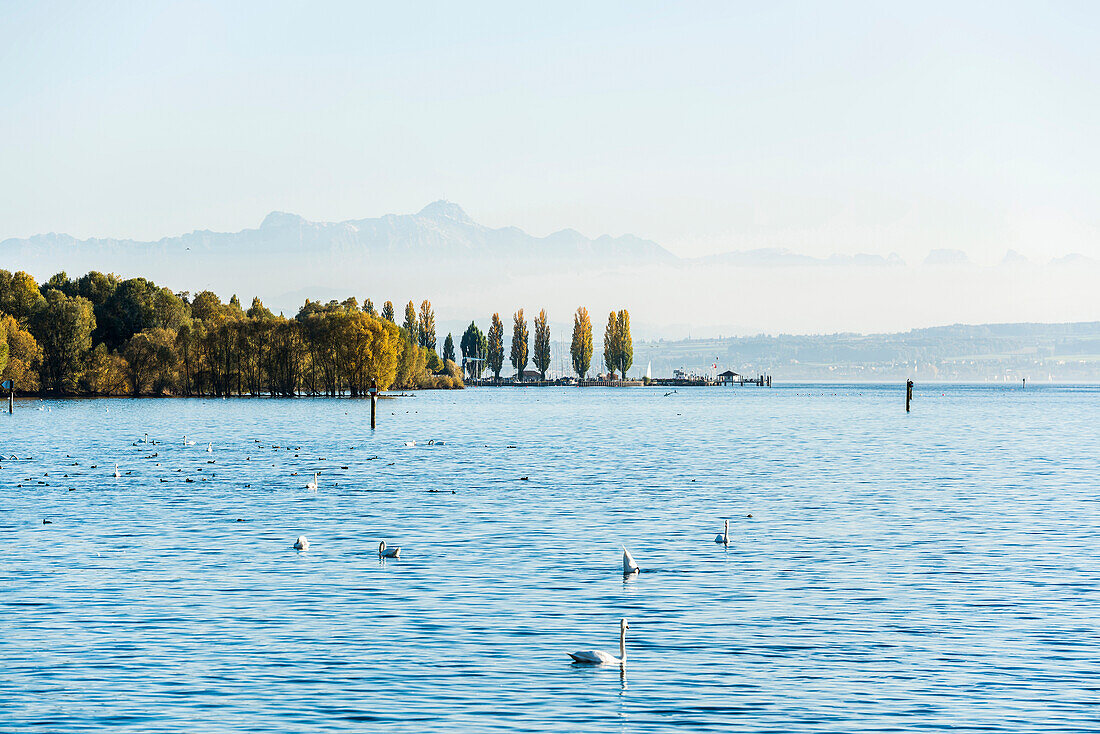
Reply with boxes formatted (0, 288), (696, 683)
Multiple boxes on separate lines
(467, 370), (772, 387)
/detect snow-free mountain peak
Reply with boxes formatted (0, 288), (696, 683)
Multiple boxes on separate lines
(417, 200), (473, 224)
(260, 211), (307, 229)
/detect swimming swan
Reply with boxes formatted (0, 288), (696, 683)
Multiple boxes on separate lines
(403, 441), (416, 447)
(114, 463), (120, 478)
(569, 619), (629, 664)
(293, 536), (310, 550)
(206, 442), (213, 453)
(715, 519), (729, 545)
(378, 540), (401, 558)
(306, 473), (318, 491)
(622, 547), (640, 575)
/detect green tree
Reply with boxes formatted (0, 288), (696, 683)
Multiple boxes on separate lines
(228, 294), (245, 317)
(247, 296), (275, 320)
(571, 306), (593, 378)
(381, 301), (395, 323)
(33, 290), (95, 394)
(616, 309), (633, 377)
(460, 322), (487, 378)
(533, 309), (550, 380)
(418, 300), (437, 352)
(122, 329), (176, 395)
(402, 301), (418, 337)
(603, 310), (620, 378)
(442, 333), (455, 363)
(45, 271), (72, 293)
(487, 313), (504, 379)
(510, 309), (529, 380)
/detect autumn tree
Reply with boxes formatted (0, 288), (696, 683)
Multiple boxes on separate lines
(381, 301), (395, 323)
(533, 309), (550, 380)
(364, 299), (377, 317)
(616, 309), (633, 377)
(571, 306), (593, 378)
(510, 309), (529, 380)
(0, 315), (41, 392)
(402, 301), (418, 338)
(487, 313), (504, 379)
(0, 270), (46, 323)
(418, 300), (437, 352)
(603, 310), (620, 378)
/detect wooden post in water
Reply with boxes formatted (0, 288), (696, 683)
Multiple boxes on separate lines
(905, 379), (913, 412)
(3, 379), (13, 414)
(369, 379), (378, 429)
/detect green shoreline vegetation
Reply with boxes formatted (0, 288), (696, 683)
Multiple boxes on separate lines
(0, 269), (635, 396)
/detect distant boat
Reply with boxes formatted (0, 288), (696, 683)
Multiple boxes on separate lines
(646, 362), (651, 380)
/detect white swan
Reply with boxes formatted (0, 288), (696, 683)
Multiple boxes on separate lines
(378, 540), (401, 558)
(622, 547), (640, 575)
(569, 619), (629, 664)
(293, 536), (310, 550)
(715, 519), (729, 545)
(184, 436), (195, 446)
(305, 472), (318, 490)
(206, 442), (213, 453)
(113, 463), (120, 478)
(403, 441), (416, 447)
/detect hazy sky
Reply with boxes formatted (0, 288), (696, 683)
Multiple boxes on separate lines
(2, 1), (1098, 263)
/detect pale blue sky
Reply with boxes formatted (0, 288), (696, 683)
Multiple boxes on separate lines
(2, 1), (1098, 261)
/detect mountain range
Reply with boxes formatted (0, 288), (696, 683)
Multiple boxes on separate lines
(2, 202), (1097, 335)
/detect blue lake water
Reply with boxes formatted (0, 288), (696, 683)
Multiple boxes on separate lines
(1, 384), (1098, 733)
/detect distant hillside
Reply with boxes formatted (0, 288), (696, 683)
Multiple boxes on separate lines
(633, 322), (1100, 382)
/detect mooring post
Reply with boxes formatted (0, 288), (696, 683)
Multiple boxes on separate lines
(3, 379), (13, 414)
(906, 379), (913, 412)
(369, 379), (378, 429)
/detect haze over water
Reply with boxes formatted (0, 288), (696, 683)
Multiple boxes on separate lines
(2, 384), (1098, 732)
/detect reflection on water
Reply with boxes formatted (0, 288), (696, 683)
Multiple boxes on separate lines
(1, 384), (1099, 732)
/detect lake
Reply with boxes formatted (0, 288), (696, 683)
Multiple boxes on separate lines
(2, 384), (1098, 732)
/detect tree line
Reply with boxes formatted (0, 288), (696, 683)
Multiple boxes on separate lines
(458, 307), (633, 380)
(0, 269), (463, 396)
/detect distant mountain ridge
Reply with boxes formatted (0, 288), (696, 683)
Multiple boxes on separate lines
(0, 201), (676, 265)
(4, 201), (1096, 270)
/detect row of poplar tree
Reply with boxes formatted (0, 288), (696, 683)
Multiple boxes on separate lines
(457, 307), (633, 380)
(0, 269), (464, 396)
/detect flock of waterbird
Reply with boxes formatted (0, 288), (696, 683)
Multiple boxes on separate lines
(9, 424), (746, 669)
(569, 518), (740, 665)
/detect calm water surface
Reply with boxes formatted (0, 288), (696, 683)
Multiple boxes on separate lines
(1, 384), (1098, 732)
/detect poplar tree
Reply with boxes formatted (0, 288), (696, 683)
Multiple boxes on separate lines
(487, 313), (505, 379)
(364, 299), (377, 317)
(442, 333), (455, 364)
(402, 301), (418, 340)
(603, 310), (619, 378)
(510, 309), (528, 380)
(571, 306), (592, 378)
(460, 321), (487, 378)
(616, 309), (633, 377)
(418, 300), (436, 351)
(533, 309), (550, 380)
(381, 301), (395, 323)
